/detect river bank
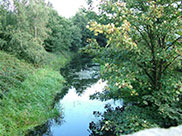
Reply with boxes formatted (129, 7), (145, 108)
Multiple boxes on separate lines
(27, 56), (123, 136)
(0, 50), (73, 136)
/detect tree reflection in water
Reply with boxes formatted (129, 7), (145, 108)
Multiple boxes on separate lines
(60, 55), (100, 96)
(27, 55), (100, 136)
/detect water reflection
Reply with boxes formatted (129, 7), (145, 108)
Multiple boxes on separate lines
(28, 56), (122, 136)
(60, 56), (99, 95)
(44, 79), (121, 136)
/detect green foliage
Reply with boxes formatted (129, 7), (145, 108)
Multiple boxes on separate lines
(44, 9), (83, 52)
(86, 0), (182, 130)
(45, 10), (71, 52)
(0, 0), (83, 64)
(45, 51), (73, 71)
(72, 9), (108, 49)
(90, 105), (159, 136)
(69, 24), (82, 51)
(72, 10), (94, 47)
(144, 75), (182, 127)
(0, 0), (50, 64)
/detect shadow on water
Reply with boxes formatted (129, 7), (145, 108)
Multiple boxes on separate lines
(27, 54), (122, 136)
(27, 55), (100, 136)
(60, 55), (99, 95)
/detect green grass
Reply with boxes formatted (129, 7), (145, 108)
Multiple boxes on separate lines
(0, 50), (71, 136)
(0, 51), (34, 94)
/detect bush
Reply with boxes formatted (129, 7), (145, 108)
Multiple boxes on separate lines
(89, 105), (159, 136)
(17, 45), (49, 65)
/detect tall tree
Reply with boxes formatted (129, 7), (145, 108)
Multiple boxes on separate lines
(0, 0), (50, 64)
(44, 9), (79, 52)
(72, 11), (92, 47)
(86, 0), (182, 127)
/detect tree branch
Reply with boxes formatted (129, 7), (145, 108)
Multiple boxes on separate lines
(161, 55), (180, 74)
(161, 35), (166, 48)
(133, 24), (152, 49)
(171, 36), (182, 45)
(165, 36), (182, 51)
(146, 25), (158, 88)
(138, 63), (154, 84)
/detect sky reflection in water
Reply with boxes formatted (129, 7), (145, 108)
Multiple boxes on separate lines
(46, 70), (122, 136)
(36, 58), (123, 136)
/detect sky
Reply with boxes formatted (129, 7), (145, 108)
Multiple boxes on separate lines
(49, 0), (88, 18)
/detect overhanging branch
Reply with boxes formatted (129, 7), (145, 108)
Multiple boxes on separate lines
(161, 55), (180, 74)
(165, 36), (182, 51)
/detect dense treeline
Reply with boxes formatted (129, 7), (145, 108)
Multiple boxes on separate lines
(0, 0), (81, 97)
(0, 0), (84, 64)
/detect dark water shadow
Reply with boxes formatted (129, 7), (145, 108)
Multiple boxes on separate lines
(27, 54), (100, 136)
(60, 54), (100, 95)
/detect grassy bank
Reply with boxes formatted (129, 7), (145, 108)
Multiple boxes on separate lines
(0, 51), (72, 136)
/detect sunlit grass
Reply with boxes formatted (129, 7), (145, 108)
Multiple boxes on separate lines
(0, 51), (70, 136)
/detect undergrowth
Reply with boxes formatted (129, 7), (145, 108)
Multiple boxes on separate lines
(0, 51), (34, 94)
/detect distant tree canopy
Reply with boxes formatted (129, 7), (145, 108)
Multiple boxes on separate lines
(44, 9), (82, 52)
(0, 0), (50, 64)
(0, 0), (87, 64)
(71, 10), (94, 47)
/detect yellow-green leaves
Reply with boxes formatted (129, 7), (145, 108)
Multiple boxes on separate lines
(86, 0), (182, 135)
(85, 0), (182, 105)
(88, 19), (137, 50)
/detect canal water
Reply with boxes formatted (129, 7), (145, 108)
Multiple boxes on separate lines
(30, 57), (122, 136)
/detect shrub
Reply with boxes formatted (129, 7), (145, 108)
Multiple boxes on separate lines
(89, 105), (159, 136)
